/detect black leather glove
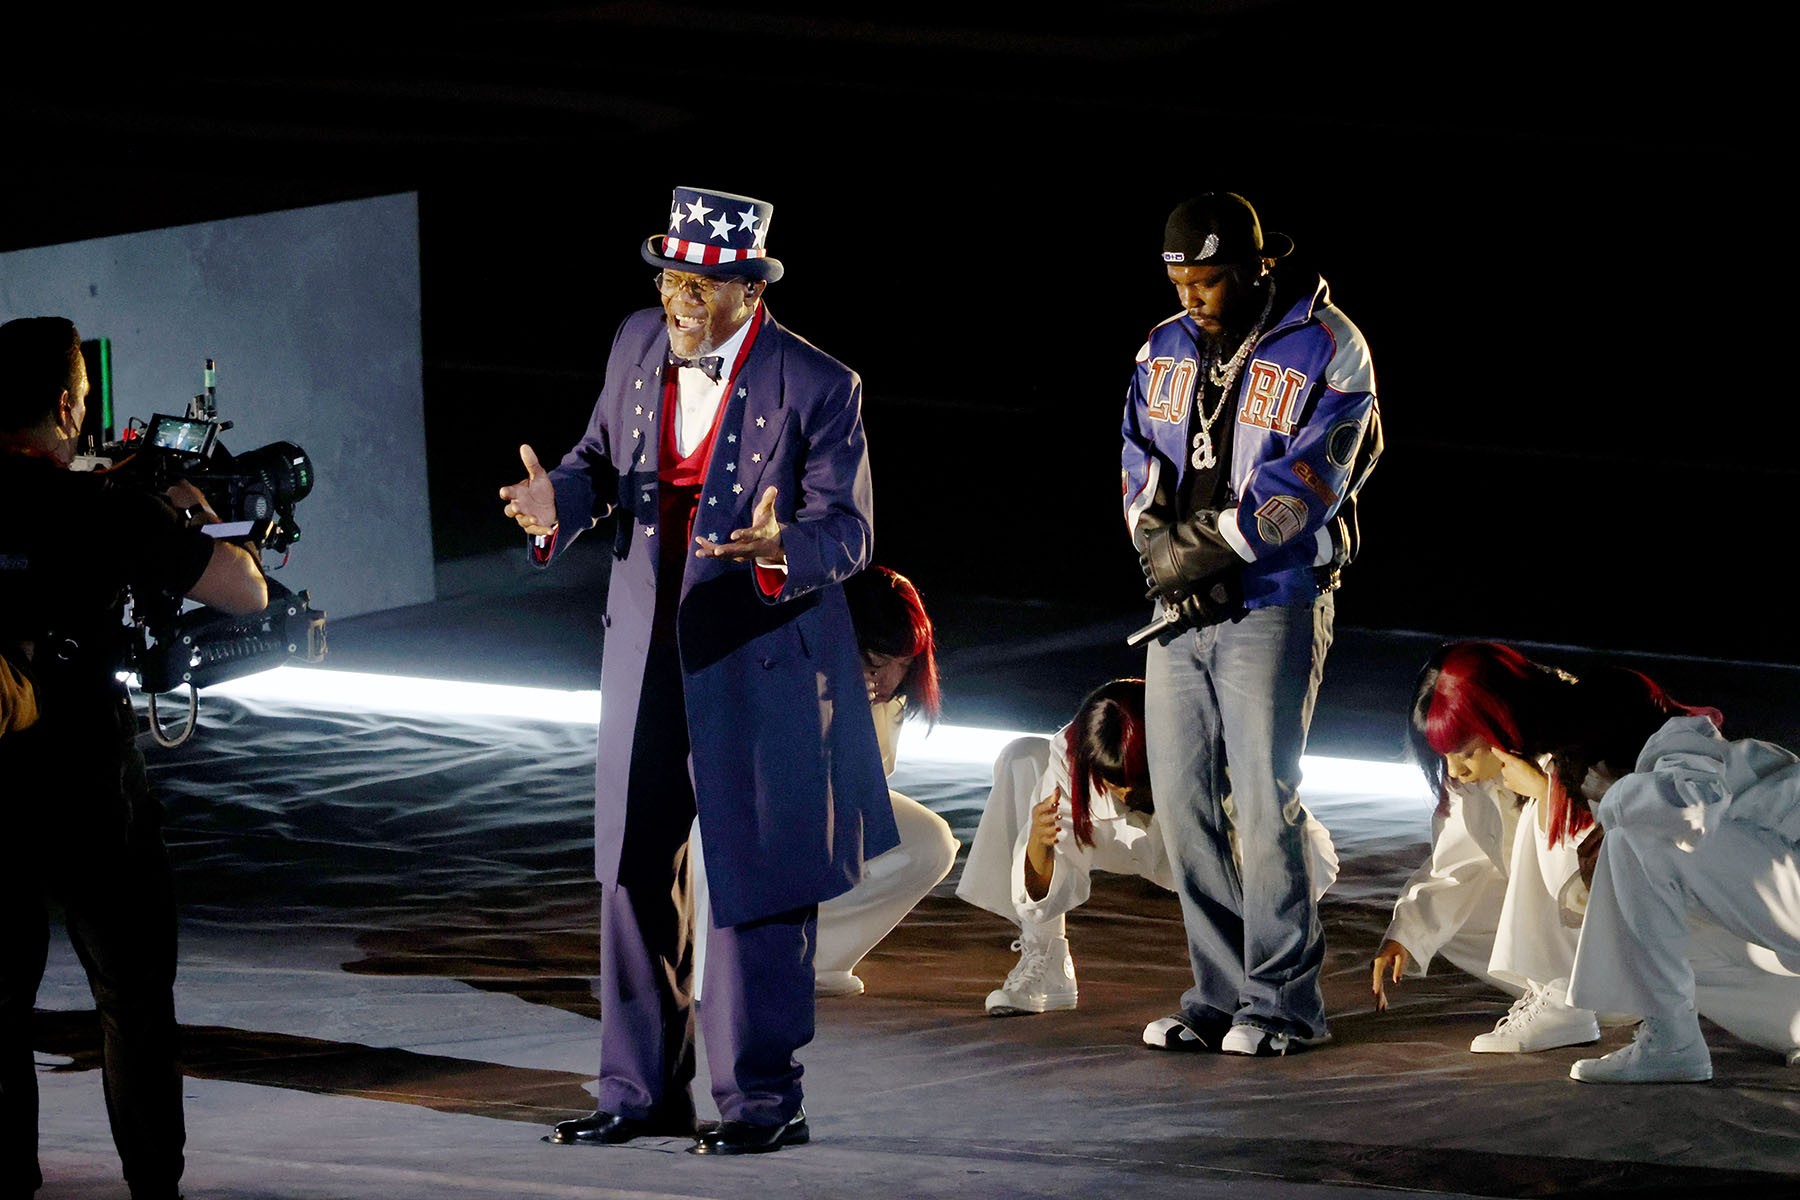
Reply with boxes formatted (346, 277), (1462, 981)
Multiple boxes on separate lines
(1158, 569), (1244, 630)
(1139, 510), (1245, 629)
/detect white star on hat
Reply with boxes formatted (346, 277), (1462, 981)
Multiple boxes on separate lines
(737, 208), (760, 233)
(685, 197), (714, 225)
(709, 215), (734, 240)
(669, 206), (684, 229)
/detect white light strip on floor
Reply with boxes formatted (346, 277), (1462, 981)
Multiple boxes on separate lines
(207, 666), (1427, 800)
(209, 665), (602, 724)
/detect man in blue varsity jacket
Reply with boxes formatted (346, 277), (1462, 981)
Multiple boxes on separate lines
(1124, 192), (1381, 1058)
(499, 186), (896, 1155)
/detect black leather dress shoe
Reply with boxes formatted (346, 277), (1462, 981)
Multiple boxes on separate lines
(688, 1107), (808, 1155)
(543, 1110), (694, 1145)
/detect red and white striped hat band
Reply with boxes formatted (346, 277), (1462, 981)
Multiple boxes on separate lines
(661, 237), (767, 266)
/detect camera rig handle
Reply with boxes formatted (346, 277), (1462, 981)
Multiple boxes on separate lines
(140, 579), (328, 747)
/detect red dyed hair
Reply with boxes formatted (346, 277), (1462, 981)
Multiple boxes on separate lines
(1410, 642), (1720, 845)
(843, 565), (939, 724)
(1062, 679), (1150, 849)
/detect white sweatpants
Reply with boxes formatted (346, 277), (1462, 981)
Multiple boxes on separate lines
(954, 737), (1062, 936)
(1569, 813), (1800, 1055)
(1488, 805), (1584, 997)
(692, 790), (958, 997)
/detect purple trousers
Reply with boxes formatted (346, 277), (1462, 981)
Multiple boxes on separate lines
(593, 644), (815, 1127)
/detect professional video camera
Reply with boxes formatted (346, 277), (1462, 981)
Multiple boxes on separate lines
(74, 357), (327, 745)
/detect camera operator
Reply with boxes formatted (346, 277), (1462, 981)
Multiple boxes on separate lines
(0, 317), (265, 1200)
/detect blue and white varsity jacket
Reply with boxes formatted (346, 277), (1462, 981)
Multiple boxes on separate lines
(1121, 272), (1380, 610)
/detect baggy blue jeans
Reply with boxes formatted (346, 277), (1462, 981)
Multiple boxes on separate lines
(1145, 593), (1333, 1039)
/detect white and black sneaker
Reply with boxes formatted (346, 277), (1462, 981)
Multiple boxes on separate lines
(984, 935), (1077, 1016)
(1219, 1023), (1329, 1057)
(1142, 1012), (1230, 1052)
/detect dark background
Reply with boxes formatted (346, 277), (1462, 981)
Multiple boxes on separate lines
(3, 2), (1790, 663)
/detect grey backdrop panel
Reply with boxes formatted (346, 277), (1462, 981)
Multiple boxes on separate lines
(0, 192), (431, 620)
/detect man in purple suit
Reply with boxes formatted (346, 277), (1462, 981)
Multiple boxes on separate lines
(500, 187), (896, 1155)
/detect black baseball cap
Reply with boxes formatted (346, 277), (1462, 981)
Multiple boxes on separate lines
(1162, 192), (1293, 267)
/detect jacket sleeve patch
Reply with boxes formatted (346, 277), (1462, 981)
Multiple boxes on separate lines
(1254, 494), (1310, 546)
(1325, 418), (1363, 470)
(1293, 461), (1339, 506)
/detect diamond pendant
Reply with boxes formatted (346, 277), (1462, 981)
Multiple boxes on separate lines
(1191, 427), (1216, 471)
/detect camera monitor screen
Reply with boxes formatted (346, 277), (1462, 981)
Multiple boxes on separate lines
(145, 413), (217, 456)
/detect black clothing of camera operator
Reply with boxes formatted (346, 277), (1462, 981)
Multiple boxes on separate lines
(0, 317), (265, 1200)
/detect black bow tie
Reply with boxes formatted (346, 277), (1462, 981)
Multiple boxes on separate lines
(668, 354), (724, 382)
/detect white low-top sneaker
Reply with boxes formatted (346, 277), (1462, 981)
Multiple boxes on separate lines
(1569, 1011), (1712, 1084)
(984, 935), (1077, 1016)
(1470, 983), (1601, 1053)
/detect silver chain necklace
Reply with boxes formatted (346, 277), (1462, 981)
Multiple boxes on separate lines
(1191, 284), (1277, 471)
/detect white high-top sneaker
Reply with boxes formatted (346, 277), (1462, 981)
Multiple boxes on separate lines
(1570, 1010), (1712, 1083)
(1469, 981), (1600, 1053)
(984, 933), (1077, 1016)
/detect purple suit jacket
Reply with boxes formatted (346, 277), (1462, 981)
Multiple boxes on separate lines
(542, 305), (899, 926)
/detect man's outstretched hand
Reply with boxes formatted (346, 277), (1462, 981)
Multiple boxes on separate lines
(696, 485), (785, 564)
(499, 444), (557, 537)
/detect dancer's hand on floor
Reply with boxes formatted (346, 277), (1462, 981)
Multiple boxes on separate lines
(1372, 940), (1410, 1011)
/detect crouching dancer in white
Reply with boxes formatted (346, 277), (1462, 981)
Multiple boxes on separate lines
(1402, 642), (1800, 1083)
(695, 566), (958, 998)
(957, 679), (1336, 1026)
(1375, 643), (1602, 1053)
(1568, 714), (1800, 1082)
(811, 566), (959, 996)
(957, 680), (1165, 1015)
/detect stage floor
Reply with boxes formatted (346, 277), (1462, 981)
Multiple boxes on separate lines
(28, 552), (1800, 1199)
